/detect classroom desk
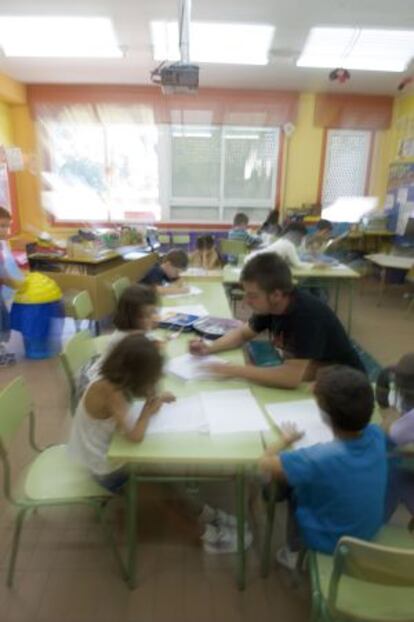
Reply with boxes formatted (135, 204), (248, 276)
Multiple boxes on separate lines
(222, 263), (360, 335)
(365, 253), (414, 306)
(108, 280), (267, 591)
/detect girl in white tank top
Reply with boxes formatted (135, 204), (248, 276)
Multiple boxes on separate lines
(67, 333), (174, 492)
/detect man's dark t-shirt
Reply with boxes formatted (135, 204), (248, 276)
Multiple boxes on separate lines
(141, 263), (176, 287)
(248, 289), (364, 371)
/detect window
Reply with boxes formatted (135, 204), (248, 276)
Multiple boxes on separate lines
(40, 108), (161, 223)
(321, 129), (372, 207)
(170, 126), (279, 222)
(39, 108), (280, 224)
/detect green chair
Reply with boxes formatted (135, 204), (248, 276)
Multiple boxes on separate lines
(71, 290), (98, 334)
(111, 276), (131, 303)
(159, 234), (171, 246)
(0, 377), (117, 587)
(309, 525), (414, 621)
(219, 238), (248, 262)
(60, 330), (96, 415)
(219, 240), (248, 315)
(172, 234), (190, 249)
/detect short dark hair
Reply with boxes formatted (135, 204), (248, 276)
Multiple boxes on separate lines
(233, 212), (249, 227)
(0, 206), (11, 220)
(196, 235), (214, 251)
(101, 334), (163, 397)
(113, 284), (158, 330)
(282, 222), (308, 237)
(316, 219), (333, 232)
(314, 365), (374, 432)
(241, 252), (293, 294)
(162, 249), (189, 270)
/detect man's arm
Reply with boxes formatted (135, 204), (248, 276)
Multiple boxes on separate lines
(208, 358), (309, 389)
(189, 323), (257, 355)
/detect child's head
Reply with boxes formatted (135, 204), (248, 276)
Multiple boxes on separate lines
(196, 235), (215, 251)
(395, 353), (414, 412)
(0, 206), (11, 241)
(282, 222), (308, 246)
(315, 219), (333, 239)
(314, 365), (374, 433)
(113, 284), (158, 332)
(161, 249), (189, 279)
(101, 333), (163, 398)
(233, 212), (249, 229)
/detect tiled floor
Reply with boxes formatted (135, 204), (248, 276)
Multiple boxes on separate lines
(0, 277), (413, 622)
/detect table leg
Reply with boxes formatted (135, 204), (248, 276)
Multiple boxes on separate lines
(347, 280), (354, 336)
(334, 280), (340, 313)
(378, 267), (387, 307)
(236, 469), (246, 591)
(260, 481), (278, 578)
(127, 470), (137, 589)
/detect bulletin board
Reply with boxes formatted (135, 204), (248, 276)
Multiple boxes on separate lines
(384, 162), (414, 241)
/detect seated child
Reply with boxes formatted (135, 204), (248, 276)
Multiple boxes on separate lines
(377, 352), (414, 528)
(304, 219), (333, 255)
(259, 365), (387, 567)
(253, 222), (312, 270)
(76, 284), (159, 401)
(228, 212), (260, 248)
(141, 249), (189, 295)
(68, 334), (175, 492)
(190, 235), (221, 270)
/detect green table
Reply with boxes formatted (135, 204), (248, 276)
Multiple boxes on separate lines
(223, 263), (360, 335)
(108, 281), (267, 590)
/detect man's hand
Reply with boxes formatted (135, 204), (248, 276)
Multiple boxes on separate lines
(188, 338), (210, 356)
(205, 362), (236, 378)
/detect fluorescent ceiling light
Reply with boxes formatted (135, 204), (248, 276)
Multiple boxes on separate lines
(225, 134), (260, 140)
(0, 16), (121, 58)
(151, 21), (274, 65)
(297, 27), (414, 72)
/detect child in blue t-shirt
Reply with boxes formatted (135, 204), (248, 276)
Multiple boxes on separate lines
(259, 365), (387, 567)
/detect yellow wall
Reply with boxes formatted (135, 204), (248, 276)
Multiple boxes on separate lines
(283, 93), (324, 210)
(0, 102), (14, 146)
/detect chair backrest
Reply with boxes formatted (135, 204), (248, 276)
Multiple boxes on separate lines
(159, 234), (171, 245)
(328, 536), (414, 612)
(0, 377), (32, 448)
(172, 234), (190, 245)
(60, 330), (96, 389)
(71, 291), (94, 320)
(111, 276), (131, 303)
(406, 266), (414, 284)
(219, 239), (248, 258)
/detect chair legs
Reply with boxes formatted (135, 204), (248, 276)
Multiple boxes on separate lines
(7, 508), (28, 587)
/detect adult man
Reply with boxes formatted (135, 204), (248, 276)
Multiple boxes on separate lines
(189, 253), (364, 389)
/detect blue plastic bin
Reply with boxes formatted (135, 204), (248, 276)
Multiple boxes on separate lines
(10, 300), (64, 359)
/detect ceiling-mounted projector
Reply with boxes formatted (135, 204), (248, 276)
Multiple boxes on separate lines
(151, 62), (199, 94)
(151, 0), (199, 95)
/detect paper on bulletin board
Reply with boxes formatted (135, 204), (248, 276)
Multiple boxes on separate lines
(384, 194), (394, 210)
(397, 188), (408, 205)
(397, 201), (414, 235)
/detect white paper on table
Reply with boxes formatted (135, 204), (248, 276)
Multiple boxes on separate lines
(265, 399), (334, 449)
(201, 388), (270, 435)
(158, 304), (208, 321)
(164, 285), (203, 298)
(128, 396), (208, 435)
(166, 353), (227, 380)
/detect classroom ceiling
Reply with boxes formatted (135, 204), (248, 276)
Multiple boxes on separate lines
(0, 0), (413, 95)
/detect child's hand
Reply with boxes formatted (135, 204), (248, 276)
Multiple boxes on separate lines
(159, 391), (176, 404)
(279, 422), (304, 446)
(258, 455), (277, 475)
